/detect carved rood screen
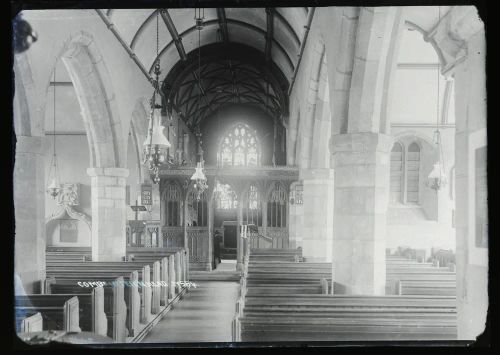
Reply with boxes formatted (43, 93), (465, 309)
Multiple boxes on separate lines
(162, 182), (184, 248)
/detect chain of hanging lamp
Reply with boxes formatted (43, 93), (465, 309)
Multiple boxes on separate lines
(427, 6), (447, 191)
(190, 8), (208, 201)
(47, 67), (62, 199)
(143, 9), (171, 185)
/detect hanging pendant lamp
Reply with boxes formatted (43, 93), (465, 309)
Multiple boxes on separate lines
(426, 6), (447, 192)
(190, 8), (208, 201)
(143, 9), (171, 184)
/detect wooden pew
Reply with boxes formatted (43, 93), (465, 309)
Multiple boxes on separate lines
(15, 295), (81, 333)
(235, 248), (457, 341)
(47, 275), (128, 342)
(396, 280), (457, 296)
(234, 295), (457, 341)
(18, 313), (43, 333)
(248, 248), (303, 262)
(46, 269), (149, 339)
(46, 257), (175, 338)
(46, 246), (91, 262)
(17, 287), (107, 336)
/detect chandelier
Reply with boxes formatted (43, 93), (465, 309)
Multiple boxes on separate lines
(46, 68), (61, 199)
(191, 130), (208, 200)
(143, 10), (171, 184)
(426, 6), (447, 192)
(190, 8), (208, 201)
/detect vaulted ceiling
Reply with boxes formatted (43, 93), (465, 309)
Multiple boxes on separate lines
(102, 8), (310, 129)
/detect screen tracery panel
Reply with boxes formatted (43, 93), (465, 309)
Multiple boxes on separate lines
(267, 182), (287, 228)
(243, 184), (262, 227)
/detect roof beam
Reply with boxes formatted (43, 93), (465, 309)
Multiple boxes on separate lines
(150, 19), (294, 76)
(95, 9), (155, 85)
(288, 7), (315, 96)
(265, 8), (274, 62)
(216, 8), (229, 42)
(160, 9), (216, 121)
(160, 9), (187, 61)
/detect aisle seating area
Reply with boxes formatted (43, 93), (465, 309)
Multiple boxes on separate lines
(16, 247), (190, 343)
(232, 246), (457, 341)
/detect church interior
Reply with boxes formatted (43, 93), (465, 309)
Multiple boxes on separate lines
(12, 6), (487, 345)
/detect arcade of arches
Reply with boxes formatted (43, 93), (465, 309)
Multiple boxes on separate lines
(13, 6), (487, 342)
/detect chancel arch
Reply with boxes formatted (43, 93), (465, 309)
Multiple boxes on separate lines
(12, 6), (486, 342)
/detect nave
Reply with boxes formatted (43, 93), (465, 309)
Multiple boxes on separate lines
(12, 5), (487, 346)
(143, 281), (239, 343)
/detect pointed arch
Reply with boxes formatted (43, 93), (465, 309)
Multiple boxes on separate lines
(49, 31), (126, 168)
(129, 97), (150, 183)
(13, 53), (40, 137)
(299, 39), (326, 168)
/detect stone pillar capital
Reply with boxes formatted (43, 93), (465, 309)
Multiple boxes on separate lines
(87, 167), (129, 178)
(15, 135), (45, 155)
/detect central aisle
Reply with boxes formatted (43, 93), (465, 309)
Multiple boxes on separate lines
(141, 281), (240, 343)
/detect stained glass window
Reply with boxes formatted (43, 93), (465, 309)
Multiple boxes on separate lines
(215, 181), (238, 210)
(244, 184), (261, 226)
(390, 142), (404, 204)
(218, 123), (260, 167)
(406, 142), (420, 203)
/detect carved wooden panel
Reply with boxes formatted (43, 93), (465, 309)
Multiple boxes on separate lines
(266, 227), (289, 249)
(187, 227), (210, 263)
(250, 227), (288, 249)
(162, 227), (184, 248)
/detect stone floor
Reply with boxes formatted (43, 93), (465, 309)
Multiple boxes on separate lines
(141, 280), (240, 343)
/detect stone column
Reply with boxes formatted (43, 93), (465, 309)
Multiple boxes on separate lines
(208, 196), (214, 270)
(261, 198), (268, 246)
(236, 203), (243, 271)
(87, 167), (129, 261)
(14, 136), (46, 293)
(301, 169), (335, 262)
(453, 29), (488, 341)
(331, 132), (393, 295)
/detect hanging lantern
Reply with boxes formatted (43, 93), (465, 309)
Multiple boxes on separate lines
(427, 31), (447, 193)
(188, 9), (208, 201)
(46, 177), (61, 199)
(190, 161), (208, 200)
(427, 161), (447, 191)
(142, 10), (171, 185)
(143, 103), (171, 180)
